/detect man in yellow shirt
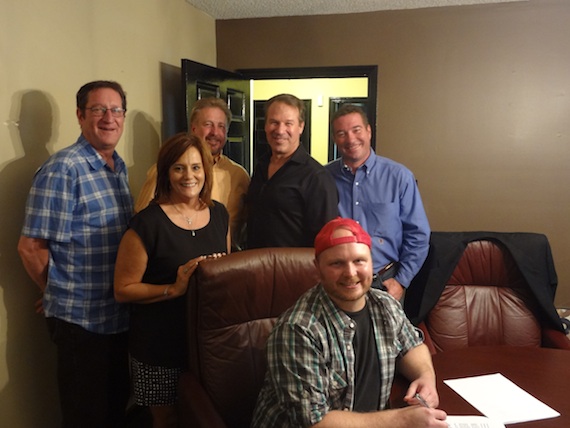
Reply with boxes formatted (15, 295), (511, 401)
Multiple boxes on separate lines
(136, 98), (249, 249)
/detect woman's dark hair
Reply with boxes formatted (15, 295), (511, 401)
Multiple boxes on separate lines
(153, 133), (213, 206)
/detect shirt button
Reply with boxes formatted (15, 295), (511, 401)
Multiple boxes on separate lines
(349, 322), (355, 329)
(355, 181), (359, 186)
(347, 344), (352, 351)
(355, 201), (359, 206)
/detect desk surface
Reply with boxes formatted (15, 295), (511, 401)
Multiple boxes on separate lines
(432, 346), (569, 428)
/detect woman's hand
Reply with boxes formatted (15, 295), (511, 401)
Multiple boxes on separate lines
(169, 255), (207, 297)
(167, 252), (227, 298)
(205, 252), (226, 260)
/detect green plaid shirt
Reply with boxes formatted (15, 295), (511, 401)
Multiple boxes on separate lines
(252, 285), (423, 428)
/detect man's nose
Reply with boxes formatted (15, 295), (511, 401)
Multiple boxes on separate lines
(347, 131), (357, 142)
(101, 109), (114, 120)
(343, 263), (357, 277)
(275, 123), (287, 133)
(211, 125), (224, 136)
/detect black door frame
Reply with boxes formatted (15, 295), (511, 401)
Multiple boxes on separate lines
(182, 59), (251, 171)
(239, 65), (378, 151)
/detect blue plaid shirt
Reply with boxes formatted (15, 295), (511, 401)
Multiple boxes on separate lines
(251, 285), (423, 427)
(21, 135), (133, 334)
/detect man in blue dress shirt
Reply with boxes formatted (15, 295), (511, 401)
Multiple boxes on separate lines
(325, 104), (430, 300)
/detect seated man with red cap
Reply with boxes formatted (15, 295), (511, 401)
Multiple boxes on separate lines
(251, 217), (448, 428)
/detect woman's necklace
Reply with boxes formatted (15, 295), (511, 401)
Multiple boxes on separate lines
(171, 200), (199, 234)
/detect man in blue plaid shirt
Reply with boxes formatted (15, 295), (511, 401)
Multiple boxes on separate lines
(18, 81), (133, 428)
(252, 217), (448, 427)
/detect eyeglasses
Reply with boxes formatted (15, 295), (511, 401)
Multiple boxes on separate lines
(84, 106), (126, 117)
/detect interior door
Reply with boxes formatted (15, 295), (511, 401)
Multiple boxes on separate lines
(182, 59), (251, 173)
(240, 65), (378, 158)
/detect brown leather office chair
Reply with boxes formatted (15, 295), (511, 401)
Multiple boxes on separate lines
(178, 247), (319, 428)
(404, 232), (570, 354)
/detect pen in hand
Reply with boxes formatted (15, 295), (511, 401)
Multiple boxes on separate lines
(415, 393), (430, 408)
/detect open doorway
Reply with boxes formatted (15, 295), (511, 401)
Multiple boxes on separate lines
(174, 60), (378, 171)
(241, 66), (377, 168)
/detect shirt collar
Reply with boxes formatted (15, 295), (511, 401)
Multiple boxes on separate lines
(341, 149), (375, 174)
(317, 284), (368, 326)
(289, 144), (309, 164)
(78, 134), (125, 173)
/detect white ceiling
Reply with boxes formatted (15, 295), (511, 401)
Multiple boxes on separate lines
(185, 0), (525, 20)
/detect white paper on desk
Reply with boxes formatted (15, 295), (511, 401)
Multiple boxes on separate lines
(446, 415), (505, 428)
(444, 373), (560, 424)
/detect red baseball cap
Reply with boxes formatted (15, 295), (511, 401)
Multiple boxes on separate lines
(314, 217), (372, 257)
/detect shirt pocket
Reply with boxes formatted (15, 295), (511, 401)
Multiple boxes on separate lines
(369, 202), (400, 235)
(328, 369), (348, 407)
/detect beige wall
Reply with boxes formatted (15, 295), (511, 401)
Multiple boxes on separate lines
(1, 0), (568, 424)
(0, 0), (215, 425)
(217, 0), (570, 307)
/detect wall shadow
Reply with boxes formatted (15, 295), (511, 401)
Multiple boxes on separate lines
(127, 111), (161, 201)
(0, 90), (61, 426)
(160, 62), (185, 141)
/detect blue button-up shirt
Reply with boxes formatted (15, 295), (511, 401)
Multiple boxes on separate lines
(21, 135), (133, 334)
(326, 152), (430, 287)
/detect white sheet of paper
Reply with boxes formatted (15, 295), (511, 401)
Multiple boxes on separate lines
(444, 373), (560, 424)
(446, 415), (505, 428)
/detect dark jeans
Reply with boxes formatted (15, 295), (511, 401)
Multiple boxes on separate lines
(46, 317), (130, 428)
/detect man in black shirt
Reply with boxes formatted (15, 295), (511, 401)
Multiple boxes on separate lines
(247, 93), (338, 248)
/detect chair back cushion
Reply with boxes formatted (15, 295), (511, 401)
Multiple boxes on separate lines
(426, 240), (542, 352)
(186, 247), (318, 428)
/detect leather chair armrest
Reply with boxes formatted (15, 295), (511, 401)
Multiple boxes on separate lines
(178, 371), (227, 428)
(541, 327), (570, 350)
(418, 321), (437, 354)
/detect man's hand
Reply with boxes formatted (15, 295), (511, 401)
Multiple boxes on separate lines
(404, 378), (440, 409)
(382, 277), (404, 300)
(17, 236), (49, 292)
(313, 405), (448, 427)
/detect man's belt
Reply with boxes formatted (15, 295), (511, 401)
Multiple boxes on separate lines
(371, 261), (400, 290)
